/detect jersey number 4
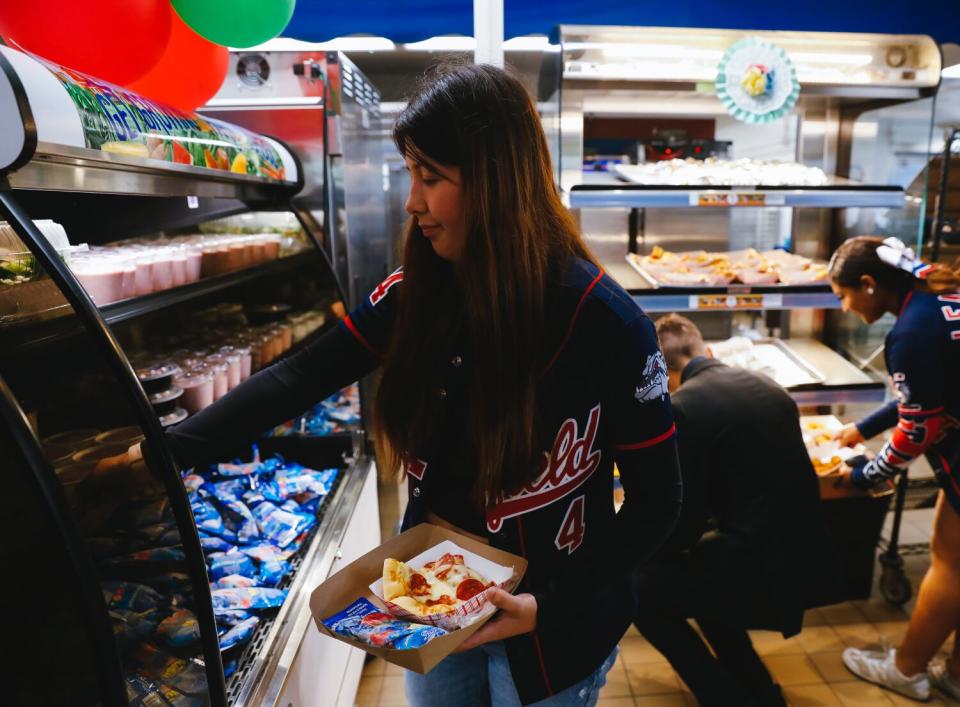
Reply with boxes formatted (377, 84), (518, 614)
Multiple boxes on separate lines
(555, 495), (586, 554)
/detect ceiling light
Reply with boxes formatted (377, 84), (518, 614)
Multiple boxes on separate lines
(404, 36), (476, 52)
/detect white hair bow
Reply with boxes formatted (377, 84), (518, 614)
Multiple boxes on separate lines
(876, 237), (934, 279)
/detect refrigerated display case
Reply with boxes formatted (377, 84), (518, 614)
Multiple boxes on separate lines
(540, 25), (942, 406)
(0, 45), (379, 706)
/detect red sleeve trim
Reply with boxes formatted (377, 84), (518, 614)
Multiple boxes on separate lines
(898, 406), (945, 415)
(615, 423), (677, 451)
(343, 315), (383, 358)
(543, 269), (605, 375)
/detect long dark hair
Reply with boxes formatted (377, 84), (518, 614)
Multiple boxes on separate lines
(828, 236), (960, 295)
(373, 63), (596, 510)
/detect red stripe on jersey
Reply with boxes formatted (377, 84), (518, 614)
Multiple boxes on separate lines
(936, 452), (960, 498)
(899, 290), (915, 316)
(343, 316), (382, 358)
(898, 406), (945, 416)
(615, 423), (677, 451)
(543, 269), (605, 375)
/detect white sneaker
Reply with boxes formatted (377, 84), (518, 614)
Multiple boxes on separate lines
(842, 647), (931, 701)
(929, 660), (960, 700)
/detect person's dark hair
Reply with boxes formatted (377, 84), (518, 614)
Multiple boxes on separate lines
(655, 314), (706, 372)
(374, 63), (597, 510)
(828, 236), (960, 295)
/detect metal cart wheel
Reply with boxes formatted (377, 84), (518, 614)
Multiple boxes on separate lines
(878, 552), (913, 605)
(878, 472), (914, 605)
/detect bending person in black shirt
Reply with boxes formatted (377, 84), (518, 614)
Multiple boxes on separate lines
(632, 315), (831, 707)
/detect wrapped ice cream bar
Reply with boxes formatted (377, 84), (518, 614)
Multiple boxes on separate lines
(323, 598), (447, 650)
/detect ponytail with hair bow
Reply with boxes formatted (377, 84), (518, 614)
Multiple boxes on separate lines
(876, 237), (937, 280)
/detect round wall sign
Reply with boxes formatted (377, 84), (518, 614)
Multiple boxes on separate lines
(716, 38), (800, 124)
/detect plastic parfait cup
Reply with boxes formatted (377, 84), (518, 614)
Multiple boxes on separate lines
(174, 368), (215, 414)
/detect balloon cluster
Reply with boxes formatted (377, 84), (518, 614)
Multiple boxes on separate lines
(0, 0), (296, 111)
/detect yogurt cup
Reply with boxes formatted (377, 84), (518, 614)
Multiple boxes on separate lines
(174, 370), (215, 414)
(209, 352), (241, 390)
(71, 259), (126, 305)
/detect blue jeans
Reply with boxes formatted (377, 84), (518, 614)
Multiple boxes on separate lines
(405, 641), (617, 706)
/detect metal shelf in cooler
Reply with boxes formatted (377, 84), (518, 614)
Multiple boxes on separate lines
(568, 183), (905, 210)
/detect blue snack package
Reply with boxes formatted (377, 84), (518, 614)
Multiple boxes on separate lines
(218, 616), (260, 651)
(133, 643), (208, 696)
(252, 502), (304, 548)
(102, 580), (167, 613)
(211, 587), (288, 611)
(214, 608), (253, 627)
(126, 674), (174, 707)
(205, 488), (259, 544)
(205, 478), (249, 500)
(222, 660), (238, 679)
(100, 546), (186, 570)
(156, 608), (201, 648)
(110, 608), (161, 646)
(238, 542), (291, 586)
(182, 475), (205, 494)
(216, 574), (258, 589)
(323, 598), (447, 650)
(208, 552), (257, 582)
(198, 535), (235, 554)
(308, 468), (339, 496)
(190, 498), (228, 539)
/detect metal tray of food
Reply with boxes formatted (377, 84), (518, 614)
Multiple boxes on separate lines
(708, 337), (826, 388)
(625, 251), (831, 291)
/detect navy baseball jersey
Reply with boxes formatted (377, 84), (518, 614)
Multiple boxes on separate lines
(853, 290), (960, 509)
(163, 257), (681, 704)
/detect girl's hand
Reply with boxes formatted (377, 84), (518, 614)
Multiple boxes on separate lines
(834, 423), (864, 448)
(454, 589), (537, 652)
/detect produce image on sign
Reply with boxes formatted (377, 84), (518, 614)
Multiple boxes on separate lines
(38, 58), (288, 182)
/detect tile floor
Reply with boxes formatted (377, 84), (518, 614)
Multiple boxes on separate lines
(354, 509), (958, 706)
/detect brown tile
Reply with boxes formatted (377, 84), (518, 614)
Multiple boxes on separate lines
(834, 623), (883, 649)
(803, 609), (828, 628)
(783, 684), (844, 706)
(362, 657), (388, 677)
(621, 637), (669, 665)
(829, 680), (895, 706)
(600, 658), (633, 699)
(624, 661), (681, 696)
(384, 661), (405, 676)
(597, 698), (636, 707)
(624, 623), (642, 639)
(355, 675), (383, 707)
(852, 598), (909, 623)
(378, 675), (407, 707)
(809, 651), (853, 683)
(888, 693), (948, 706)
(763, 654), (825, 687)
(748, 630), (806, 656)
(819, 603), (867, 626)
(873, 621), (910, 645)
(799, 626), (846, 654)
(633, 695), (688, 706)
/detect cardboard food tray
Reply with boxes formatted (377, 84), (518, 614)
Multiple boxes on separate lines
(309, 523), (527, 674)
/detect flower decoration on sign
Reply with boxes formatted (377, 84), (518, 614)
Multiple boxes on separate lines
(716, 38), (800, 124)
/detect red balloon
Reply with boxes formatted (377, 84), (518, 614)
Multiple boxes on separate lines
(127, 14), (228, 112)
(0, 0), (172, 86)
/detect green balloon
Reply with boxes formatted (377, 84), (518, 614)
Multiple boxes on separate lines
(172, 0), (296, 48)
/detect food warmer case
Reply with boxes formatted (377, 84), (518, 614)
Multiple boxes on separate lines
(540, 25), (942, 406)
(0, 45), (379, 706)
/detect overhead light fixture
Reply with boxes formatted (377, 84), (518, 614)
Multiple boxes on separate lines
(320, 36), (396, 52)
(503, 36), (558, 52)
(403, 36), (476, 52)
(235, 36), (395, 52)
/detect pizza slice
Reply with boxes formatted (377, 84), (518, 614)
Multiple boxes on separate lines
(381, 553), (495, 616)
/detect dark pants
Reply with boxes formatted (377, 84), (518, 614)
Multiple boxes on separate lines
(633, 535), (786, 707)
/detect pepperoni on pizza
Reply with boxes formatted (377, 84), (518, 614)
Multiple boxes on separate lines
(382, 552), (493, 616)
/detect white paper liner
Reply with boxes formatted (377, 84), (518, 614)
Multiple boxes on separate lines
(369, 540), (517, 631)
